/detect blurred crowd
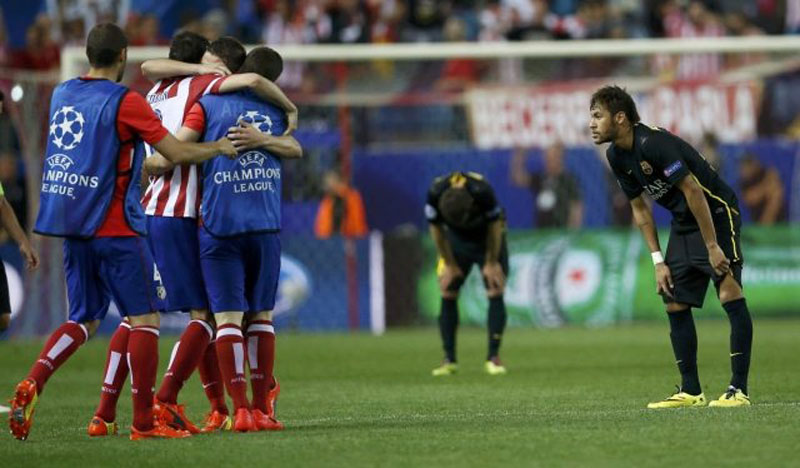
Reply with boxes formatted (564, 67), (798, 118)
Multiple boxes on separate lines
(2, 0), (800, 72)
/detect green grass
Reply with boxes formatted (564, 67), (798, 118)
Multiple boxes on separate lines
(2, 319), (800, 467)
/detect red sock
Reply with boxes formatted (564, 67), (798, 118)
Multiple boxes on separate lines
(156, 320), (213, 404)
(128, 326), (159, 432)
(215, 324), (249, 411)
(246, 320), (275, 413)
(27, 321), (88, 393)
(198, 340), (228, 414)
(94, 322), (130, 422)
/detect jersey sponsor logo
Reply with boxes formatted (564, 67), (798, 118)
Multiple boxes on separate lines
(49, 106), (85, 151)
(644, 179), (671, 200)
(639, 161), (653, 175)
(664, 160), (683, 177)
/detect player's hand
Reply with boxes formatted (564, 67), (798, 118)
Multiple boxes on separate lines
(216, 137), (238, 158)
(196, 63), (231, 76)
(19, 242), (39, 270)
(228, 122), (267, 152)
(482, 261), (506, 295)
(707, 243), (730, 276)
(438, 264), (464, 295)
(283, 107), (298, 135)
(654, 262), (674, 298)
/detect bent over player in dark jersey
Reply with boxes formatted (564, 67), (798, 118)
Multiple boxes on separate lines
(590, 86), (753, 408)
(426, 172), (509, 376)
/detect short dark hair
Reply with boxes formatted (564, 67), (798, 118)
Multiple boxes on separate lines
(439, 187), (476, 229)
(238, 47), (283, 81)
(207, 36), (246, 72)
(86, 23), (128, 68)
(168, 31), (209, 64)
(590, 85), (640, 124)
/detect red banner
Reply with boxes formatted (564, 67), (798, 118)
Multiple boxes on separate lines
(467, 80), (760, 149)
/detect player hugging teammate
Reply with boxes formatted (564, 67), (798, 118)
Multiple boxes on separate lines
(8, 23), (300, 441)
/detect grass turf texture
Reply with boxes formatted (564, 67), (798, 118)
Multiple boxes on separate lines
(2, 319), (799, 467)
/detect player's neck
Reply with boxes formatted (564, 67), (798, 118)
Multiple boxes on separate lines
(614, 127), (634, 151)
(85, 67), (119, 82)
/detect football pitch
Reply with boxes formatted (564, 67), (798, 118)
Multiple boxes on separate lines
(1, 319), (799, 467)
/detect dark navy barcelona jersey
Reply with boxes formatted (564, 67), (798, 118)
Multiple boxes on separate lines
(425, 171), (504, 243)
(606, 124), (740, 233)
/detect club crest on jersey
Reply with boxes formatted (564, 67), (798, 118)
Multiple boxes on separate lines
(239, 151), (266, 168)
(639, 161), (653, 175)
(46, 154), (75, 170)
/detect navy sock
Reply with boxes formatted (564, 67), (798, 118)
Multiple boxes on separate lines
(487, 297), (507, 360)
(439, 298), (458, 363)
(723, 298), (752, 395)
(667, 309), (701, 395)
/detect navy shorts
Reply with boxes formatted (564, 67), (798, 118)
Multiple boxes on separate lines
(64, 237), (165, 322)
(198, 227), (281, 314)
(664, 224), (743, 308)
(146, 216), (207, 312)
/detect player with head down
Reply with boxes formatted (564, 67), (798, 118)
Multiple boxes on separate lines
(8, 23), (237, 441)
(426, 172), (509, 376)
(88, 33), (298, 437)
(165, 46), (301, 432)
(590, 85), (753, 408)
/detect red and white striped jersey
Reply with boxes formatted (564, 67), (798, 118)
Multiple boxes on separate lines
(141, 74), (224, 218)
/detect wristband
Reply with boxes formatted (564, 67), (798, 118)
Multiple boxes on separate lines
(651, 251), (664, 265)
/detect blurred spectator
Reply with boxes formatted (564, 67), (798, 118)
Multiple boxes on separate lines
(511, 143), (583, 229)
(699, 132), (722, 172)
(402, 0), (450, 42)
(787, 0), (800, 33)
(129, 14), (167, 46)
(314, 170), (369, 238)
(0, 153), (26, 231)
(436, 17), (484, 92)
(13, 15), (60, 70)
(654, 0), (725, 80)
(738, 154), (787, 225)
(202, 9), (230, 41)
(366, 0), (406, 43)
(326, 0), (369, 43)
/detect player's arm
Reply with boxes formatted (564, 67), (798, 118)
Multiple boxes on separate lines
(217, 74), (298, 135)
(143, 126), (203, 176)
(630, 195), (673, 297)
(0, 196), (38, 270)
(676, 175), (729, 275)
(226, 123), (302, 158)
(483, 219), (505, 294)
(141, 59), (230, 82)
(151, 132), (235, 165)
(474, 179), (505, 293)
(429, 222), (462, 294)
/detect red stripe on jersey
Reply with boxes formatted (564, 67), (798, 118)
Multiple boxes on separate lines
(173, 164), (191, 215)
(154, 171), (173, 216)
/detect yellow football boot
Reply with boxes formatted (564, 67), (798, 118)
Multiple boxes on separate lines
(431, 361), (458, 377)
(709, 386), (751, 407)
(647, 387), (706, 409)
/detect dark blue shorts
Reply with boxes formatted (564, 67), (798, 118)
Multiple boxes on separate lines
(146, 216), (207, 312)
(198, 228), (281, 314)
(64, 237), (165, 322)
